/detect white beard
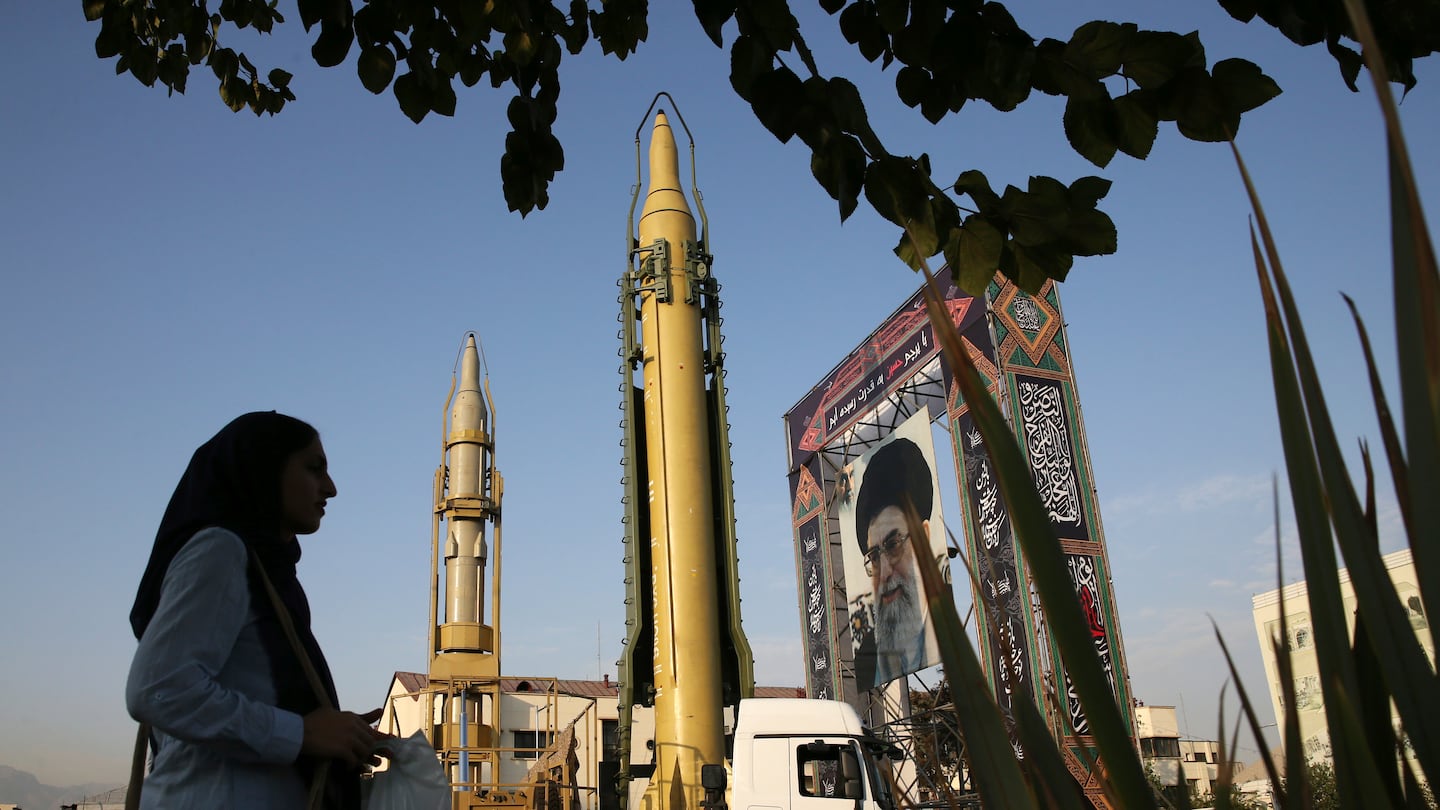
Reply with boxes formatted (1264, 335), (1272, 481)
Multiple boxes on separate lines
(876, 574), (924, 658)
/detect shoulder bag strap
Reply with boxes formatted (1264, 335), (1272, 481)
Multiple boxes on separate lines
(248, 547), (335, 810)
(124, 721), (149, 810)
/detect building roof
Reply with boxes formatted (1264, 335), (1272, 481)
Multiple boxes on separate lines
(389, 672), (804, 700)
(1232, 752), (1284, 783)
(1252, 547), (1414, 607)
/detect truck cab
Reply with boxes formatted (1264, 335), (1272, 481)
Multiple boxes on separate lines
(725, 698), (898, 810)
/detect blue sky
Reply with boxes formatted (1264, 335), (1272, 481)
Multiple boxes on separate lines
(2, 0), (1435, 789)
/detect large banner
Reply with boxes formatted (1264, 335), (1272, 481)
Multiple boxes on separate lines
(836, 408), (948, 691)
(784, 275), (1133, 800)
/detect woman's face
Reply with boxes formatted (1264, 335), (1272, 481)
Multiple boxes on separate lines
(279, 436), (337, 535)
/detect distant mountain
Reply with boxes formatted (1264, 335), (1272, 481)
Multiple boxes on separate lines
(0, 765), (120, 809)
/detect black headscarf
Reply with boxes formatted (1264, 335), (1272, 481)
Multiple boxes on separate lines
(131, 411), (358, 809)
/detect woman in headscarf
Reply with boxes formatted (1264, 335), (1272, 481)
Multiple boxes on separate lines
(127, 411), (384, 809)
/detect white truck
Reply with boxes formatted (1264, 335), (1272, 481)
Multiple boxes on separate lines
(712, 699), (899, 810)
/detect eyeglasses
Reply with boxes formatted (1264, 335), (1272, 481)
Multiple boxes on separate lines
(863, 530), (910, 575)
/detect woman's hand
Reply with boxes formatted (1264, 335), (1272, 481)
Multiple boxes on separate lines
(301, 707), (389, 768)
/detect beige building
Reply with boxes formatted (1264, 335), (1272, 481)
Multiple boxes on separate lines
(379, 673), (805, 810)
(1251, 548), (1433, 767)
(1133, 704), (1239, 799)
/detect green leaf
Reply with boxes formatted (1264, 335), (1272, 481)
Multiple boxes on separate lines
(747, 66), (804, 143)
(896, 65), (928, 108)
(1112, 89), (1158, 159)
(1062, 208), (1116, 256)
(94, 18), (127, 59)
(311, 18), (354, 68)
(266, 68), (292, 88)
(1166, 68), (1236, 142)
(838, 2), (887, 63)
(430, 74), (456, 117)
(1067, 176), (1111, 209)
(1217, 0), (1258, 23)
(693, 0), (736, 48)
(1064, 20), (1132, 80)
(862, 156), (927, 228)
(979, 38), (1036, 112)
(1121, 30), (1192, 88)
(1030, 38), (1095, 98)
(296, 0), (322, 30)
(1326, 38), (1363, 92)
(956, 215), (1003, 280)
(393, 72), (430, 123)
(588, 0), (648, 58)
(1212, 57), (1281, 115)
(875, 0), (906, 34)
(728, 34), (771, 100)
(1062, 92), (1117, 168)
(952, 169), (999, 212)
(809, 134), (866, 221)
(358, 46), (396, 94)
(825, 77), (869, 134)
(1011, 242), (1071, 290)
(82, 0), (106, 22)
(1000, 178), (1067, 247)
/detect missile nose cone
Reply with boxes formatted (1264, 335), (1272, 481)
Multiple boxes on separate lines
(453, 333), (489, 432)
(640, 111), (694, 232)
(460, 335), (481, 393)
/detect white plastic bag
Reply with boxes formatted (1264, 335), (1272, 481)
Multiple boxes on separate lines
(366, 731), (451, 810)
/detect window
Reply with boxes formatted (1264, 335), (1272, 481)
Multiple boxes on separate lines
(1406, 594), (1428, 630)
(796, 742), (865, 800)
(514, 730), (555, 760)
(602, 719), (621, 763)
(1140, 737), (1180, 758)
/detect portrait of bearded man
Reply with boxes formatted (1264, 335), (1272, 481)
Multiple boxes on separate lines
(847, 432), (943, 690)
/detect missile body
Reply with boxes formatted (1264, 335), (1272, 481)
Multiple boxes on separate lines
(617, 109), (755, 810)
(639, 112), (726, 810)
(445, 334), (490, 631)
(429, 332), (503, 803)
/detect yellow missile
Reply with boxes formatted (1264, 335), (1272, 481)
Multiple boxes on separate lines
(637, 110), (726, 810)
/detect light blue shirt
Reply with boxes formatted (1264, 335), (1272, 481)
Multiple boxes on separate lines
(126, 527), (308, 808)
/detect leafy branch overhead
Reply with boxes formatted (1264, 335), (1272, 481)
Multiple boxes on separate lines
(83, 0), (1431, 292)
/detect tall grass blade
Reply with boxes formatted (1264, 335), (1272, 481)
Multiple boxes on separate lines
(1269, 477), (1305, 810)
(1401, 757), (1429, 810)
(1013, 691), (1089, 810)
(1351, 446), (1412, 805)
(1388, 139), (1440, 651)
(1343, 294), (1413, 537)
(1214, 692), (1243, 810)
(1351, 611), (1402, 805)
(1339, 0), (1440, 707)
(914, 263), (1153, 808)
(1259, 182), (1440, 785)
(1211, 621), (1282, 799)
(907, 508), (1037, 809)
(1243, 214), (1362, 805)
(1329, 683), (1400, 804)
